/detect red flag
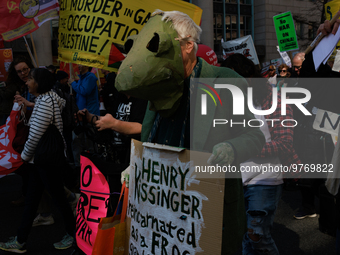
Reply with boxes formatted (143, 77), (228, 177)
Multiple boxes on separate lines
(59, 61), (79, 78)
(0, 103), (23, 175)
(0, 0), (59, 42)
(108, 44), (125, 68)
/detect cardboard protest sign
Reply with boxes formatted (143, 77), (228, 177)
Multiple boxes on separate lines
(0, 49), (13, 82)
(273, 11), (299, 52)
(332, 50), (340, 72)
(325, 0), (340, 49)
(313, 109), (340, 137)
(0, 0), (59, 42)
(276, 46), (291, 68)
(271, 58), (283, 70)
(221, 35), (259, 65)
(58, 0), (202, 71)
(0, 103), (23, 175)
(76, 156), (110, 255)
(126, 139), (225, 255)
(261, 61), (270, 74)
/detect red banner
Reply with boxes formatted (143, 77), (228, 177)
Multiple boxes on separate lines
(0, 103), (23, 175)
(0, 48), (13, 82)
(0, 0), (59, 42)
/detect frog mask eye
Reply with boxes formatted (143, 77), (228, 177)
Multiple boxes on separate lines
(146, 32), (172, 56)
(124, 34), (138, 54)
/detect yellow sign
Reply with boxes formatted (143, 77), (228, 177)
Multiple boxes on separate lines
(58, 0), (202, 71)
(325, 0), (340, 48)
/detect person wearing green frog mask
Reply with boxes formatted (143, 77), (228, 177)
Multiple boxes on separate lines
(116, 10), (265, 254)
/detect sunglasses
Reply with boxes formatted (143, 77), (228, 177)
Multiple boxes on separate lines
(293, 65), (302, 70)
(279, 70), (287, 73)
(269, 69), (275, 71)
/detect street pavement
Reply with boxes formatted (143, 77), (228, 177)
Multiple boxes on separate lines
(0, 173), (336, 255)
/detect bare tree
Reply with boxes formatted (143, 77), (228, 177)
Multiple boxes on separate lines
(291, 0), (327, 49)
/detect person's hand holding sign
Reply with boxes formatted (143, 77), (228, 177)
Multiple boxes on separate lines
(317, 10), (340, 36)
(207, 142), (235, 166)
(305, 10), (340, 54)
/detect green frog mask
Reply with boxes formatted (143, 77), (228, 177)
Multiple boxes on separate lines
(115, 14), (185, 117)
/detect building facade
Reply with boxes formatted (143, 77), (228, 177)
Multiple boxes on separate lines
(254, 0), (322, 63)
(5, 0), (324, 66)
(186, 0), (323, 64)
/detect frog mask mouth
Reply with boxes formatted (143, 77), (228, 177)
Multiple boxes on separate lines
(115, 14), (185, 117)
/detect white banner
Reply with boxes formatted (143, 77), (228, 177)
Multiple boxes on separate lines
(276, 46), (292, 68)
(221, 35), (259, 65)
(313, 109), (340, 136)
(332, 50), (340, 72)
(270, 58), (283, 70)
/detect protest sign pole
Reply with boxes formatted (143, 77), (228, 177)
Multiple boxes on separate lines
(23, 36), (37, 68)
(69, 63), (73, 94)
(305, 11), (340, 55)
(96, 69), (101, 87)
(30, 33), (39, 67)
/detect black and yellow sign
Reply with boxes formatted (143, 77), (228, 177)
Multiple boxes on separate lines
(58, 0), (202, 71)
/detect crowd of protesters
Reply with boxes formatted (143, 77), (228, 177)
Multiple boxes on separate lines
(0, 9), (340, 255)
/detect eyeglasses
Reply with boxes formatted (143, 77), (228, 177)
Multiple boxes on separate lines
(16, 68), (29, 75)
(269, 69), (275, 71)
(279, 69), (287, 73)
(293, 65), (302, 70)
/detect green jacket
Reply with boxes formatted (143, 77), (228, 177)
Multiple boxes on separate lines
(141, 58), (265, 254)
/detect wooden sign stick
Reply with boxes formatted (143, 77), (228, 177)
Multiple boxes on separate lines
(23, 36), (37, 68)
(305, 11), (340, 55)
(30, 33), (39, 67)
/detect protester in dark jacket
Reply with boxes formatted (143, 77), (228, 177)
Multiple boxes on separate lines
(291, 19), (340, 221)
(55, 71), (70, 94)
(0, 56), (34, 125)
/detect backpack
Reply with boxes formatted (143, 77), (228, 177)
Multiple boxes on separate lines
(53, 86), (79, 130)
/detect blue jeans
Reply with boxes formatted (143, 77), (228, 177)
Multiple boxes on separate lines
(242, 184), (283, 255)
